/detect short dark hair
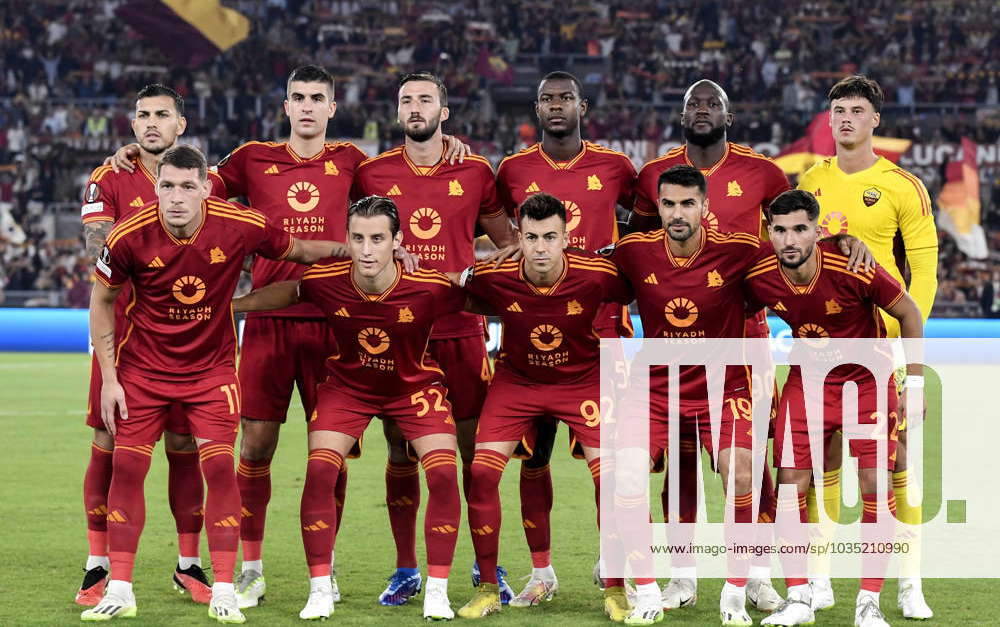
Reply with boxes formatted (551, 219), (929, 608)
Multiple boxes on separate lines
(348, 195), (401, 236)
(827, 75), (883, 113)
(399, 72), (448, 106)
(519, 192), (566, 225)
(136, 83), (184, 116)
(766, 189), (820, 222)
(287, 65), (335, 99)
(157, 145), (206, 180)
(538, 71), (584, 99)
(658, 165), (706, 197)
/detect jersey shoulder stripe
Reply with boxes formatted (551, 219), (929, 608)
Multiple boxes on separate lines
(226, 140), (282, 158)
(889, 168), (931, 216)
(357, 146), (404, 169)
(617, 231), (662, 246)
(206, 199), (267, 223)
(640, 147), (684, 171)
(88, 165), (113, 183)
(106, 210), (158, 248)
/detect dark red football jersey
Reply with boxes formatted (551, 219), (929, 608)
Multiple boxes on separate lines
(218, 140), (367, 319)
(609, 228), (761, 397)
(352, 146), (503, 339)
(94, 198), (292, 381)
(496, 141), (636, 252)
(298, 261), (466, 398)
(744, 240), (906, 381)
(633, 142), (789, 237)
(463, 250), (630, 384)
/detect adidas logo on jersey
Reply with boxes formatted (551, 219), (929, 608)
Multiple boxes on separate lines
(264, 164), (279, 174)
(524, 181), (540, 193)
(644, 273), (658, 285)
(772, 301), (787, 312)
(335, 307), (350, 317)
(129, 196), (144, 208)
(147, 256), (165, 268)
(387, 184), (402, 196)
(507, 302), (523, 312)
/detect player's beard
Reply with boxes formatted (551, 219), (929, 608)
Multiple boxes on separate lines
(683, 123), (726, 148)
(139, 138), (171, 155)
(666, 220), (694, 242)
(403, 114), (441, 143)
(778, 244), (814, 269)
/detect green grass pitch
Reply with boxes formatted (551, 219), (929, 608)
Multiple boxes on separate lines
(0, 353), (989, 625)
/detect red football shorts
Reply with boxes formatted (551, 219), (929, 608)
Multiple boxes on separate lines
(311, 381), (457, 442)
(115, 368), (241, 446)
(87, 353), (189, 434)
(775, 369), (898, 471)
(744, 309), (770, 339)
(239, 317), (338, 422)
(477, 371), (601, 452)
(427, 335), (490, 421)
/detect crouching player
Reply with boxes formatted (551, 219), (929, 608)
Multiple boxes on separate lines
(233, 195), (464, 621)
(450, 193), (657, 621)
(746, 190), (924, 627)
(84, 145), (344, 623)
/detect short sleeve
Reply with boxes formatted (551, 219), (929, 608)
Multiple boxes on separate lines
(433, 281), (467, 317)
(94, 241), (131, 289)
(80, 167), (118, 224)
(602, 266), (633, 304)
(207, 170), (229, 199)
(761, 161), (791, 207)
(477, 164), (504, 218)
(495, 162), (517, 218)
(249, 221), (293, 261)
(616, 156), (638, 210)
(216, 143), (248, 198)
(868, 265), (906, 311)
(632, 162), (659, 216)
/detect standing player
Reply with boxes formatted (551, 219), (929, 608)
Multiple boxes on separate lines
(77, 84), (227, 607)
(608, 165), (769, 626)
(82, 145), (344, 623)
(630, 79), (789, 612)
(494, 71), (637, 603)
(450, 193), (658, 622)
(796, 76), (936, 619)
(232, 196), (465, 621)
(746, 190), (923, 627)
(352, 72), (518, 605)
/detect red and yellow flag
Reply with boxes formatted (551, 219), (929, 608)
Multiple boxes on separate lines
(118, 0), (250, 68)
(775, 111), (912, 176)
(938, 137), (987, 259)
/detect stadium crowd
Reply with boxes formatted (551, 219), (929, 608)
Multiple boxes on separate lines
(0, 0), (998, 313)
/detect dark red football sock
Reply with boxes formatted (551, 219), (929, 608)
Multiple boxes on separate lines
(519, 463), (552, 554)
(301, 448), (343, 578)
(83, 441), (114, 557)
(166, 447), (204, 557)
(333, 463), (348, 540)
(467, 450), (508, 585)
(386, 460), (420, 569)
(199, 442), (241, 584)
(236, 456), (271, 563)
(422, 449), (461, 579)
(107, 443), (155, 582)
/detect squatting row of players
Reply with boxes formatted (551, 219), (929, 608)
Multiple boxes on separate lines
(75, 66), (938, 627)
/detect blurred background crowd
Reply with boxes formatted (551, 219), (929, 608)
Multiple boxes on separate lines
(1, 0), (998, 316)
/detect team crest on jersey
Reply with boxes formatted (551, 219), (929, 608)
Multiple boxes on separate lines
(288, 181), (320, 212)
(664, 297), (698, 328)
(530, 324), (563, 351)
(398, 306), (414, 323)
(706, 269), (724, 287)
(726, 180), (743, 197)
(586, 174), (603, 191)
(448, 180), (464, 196)
(862, 187), (881, 207)
(324, 161), (339, 176)
(172, 275), (206, 305)
(566, 300), (583, 315)
(209, 247), (227, 264)
(825, 299), (842, 315)
(84, 182), (101, 203)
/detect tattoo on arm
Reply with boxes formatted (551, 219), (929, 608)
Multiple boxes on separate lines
(84, 222), (113, 267)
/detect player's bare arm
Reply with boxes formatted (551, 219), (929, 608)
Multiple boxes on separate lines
(478, 213), (520, 266)
(232, 280), (300, 313)
(827, 232), (875, 272)
(626, 210), (661, 233)
(83, 222), (113, 267)
(283, 238), (348, 265)
(89, 280), (127, 433)
(441, 134), (471, 165)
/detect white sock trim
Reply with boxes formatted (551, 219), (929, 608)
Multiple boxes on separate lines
(86, 555), (110, 571)
(241, 560), (263, 574)
(426, 576), (449, 591)
(309, 576), (333, 591)
(532, 565), (557, 582)
(178, 555), (201, 570)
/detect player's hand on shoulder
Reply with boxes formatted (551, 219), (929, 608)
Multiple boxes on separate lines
(107, 143), (140, 174)
(835, 234), (874, 273)
(482, 243), (520, 268)
(395, 245), (421, 273)
(442, 134), (470, 164)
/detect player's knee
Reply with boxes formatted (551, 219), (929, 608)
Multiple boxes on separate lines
(239, 419), (279, 460)
(92, 428), (115, 450)
(163, 430), (197, 452)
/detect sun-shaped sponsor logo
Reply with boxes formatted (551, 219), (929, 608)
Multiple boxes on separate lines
(563, 200), (581, 232)
(410, 207), (442, 239)
(530, 324), (563, 351)
(287, 181), (320, 212)
(172, 275), (206, 305)
(819, 211), (848, 238)
(796, 322), (830, 348)
(664, 297), (698, 327)
(358, 327), (391, 355)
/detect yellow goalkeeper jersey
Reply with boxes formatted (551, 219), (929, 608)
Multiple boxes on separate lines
(798, 156), (938, 331)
